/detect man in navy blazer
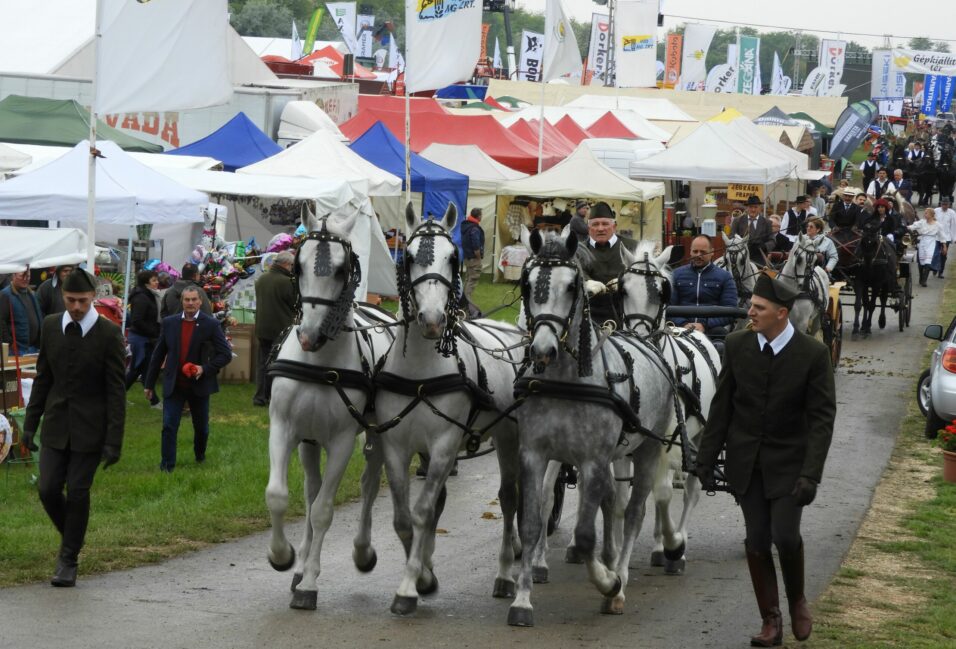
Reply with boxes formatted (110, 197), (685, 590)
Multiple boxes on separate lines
(144, 287), (231, 472)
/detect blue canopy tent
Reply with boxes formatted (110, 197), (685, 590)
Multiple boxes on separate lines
(350, 122), (469, 245)
(435, 84), (488, 101)
(166, 112), (282, 172)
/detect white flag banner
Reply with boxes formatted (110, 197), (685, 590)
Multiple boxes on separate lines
(405, 0), (482, 93)
(95, 0), (232, 115)
(389, 33), (401, 70)
(705, 63), (736, 93)
(542, 0), (582, 81)
(780, 76), (792, 94)
(518, 30), (545, 82)
(614, 0), (658, 88)
(771, 51), (785, 95)
(493, 37), (503, 69)
(871, 49), (907, 101)
(752, 53), (762, 95)
(727, 44), (737, 65)
(891, 49), (956, 75)
(357, 14), (375, 58)
(327, 2), (359, 54)
(586, 13), (611, 85)
(680, 23), (716, 90)
(291, 20), (303, 60)
(802, 66), (828, 96)
(819, 39), (847, 96)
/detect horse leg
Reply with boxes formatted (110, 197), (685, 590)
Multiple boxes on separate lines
(265, 424), (297, 574)
(291, 441), (322, 591)
(492, 427), (520, 598)
(531, 460), (559, 583)
(599, 466), (620, 572)
(649, 450), (676, 568)
(576, 461), (621, 601)
(508, 445), (548, 627)
(381, 440), (413, 559)
(877, 284), (888, 329)
(352, 432), (382, 573)
(564, 481), (588, 564)
(290, 433), (355, 611)
(610, 456), (630, 564)
(852, 279), (862, 334)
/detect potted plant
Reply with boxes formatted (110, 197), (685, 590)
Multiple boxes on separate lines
(939, 420), (956, 483)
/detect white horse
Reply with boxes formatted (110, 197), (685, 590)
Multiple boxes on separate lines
(716, 233), (761, 307)
(508, 229), (679, 626)
(375, 203), (526, 616)
(617, 241), (721, 573)
(264, 206), (396, 610)
(780, 233), (830, 338)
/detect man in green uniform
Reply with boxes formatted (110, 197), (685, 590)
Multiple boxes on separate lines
(253, 251), (296, 407)
(695, 273), (836, 647)
(574, 201), (638, 327)
(21, 269), (126, 587)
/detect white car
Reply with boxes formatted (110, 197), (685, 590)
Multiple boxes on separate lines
(931, 111), (955, 127)
(918, 318), (956, 438)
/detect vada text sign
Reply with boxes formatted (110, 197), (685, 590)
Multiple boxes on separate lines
(727, 184), (764, 202)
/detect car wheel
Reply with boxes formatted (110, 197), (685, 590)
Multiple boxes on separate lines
(924, 384), (947, 440)
(917, 369), (931, 418)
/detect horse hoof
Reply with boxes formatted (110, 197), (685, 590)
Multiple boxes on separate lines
(416, 570), (439, 596)
(268, 544), (295, 572)
(602, 575), (623, 598)
(879, 314), (886, 329)
(650, 550), (665, 567)
(290, 588), (317, 611)
(390, 594), (418, 616)
(532, 566), (550, 584)
(290, 573), (302, 592)
(353, 548), (377, 573)
(493, 578), (516, 598)
(565, 546), (585, 564)
(601, 595), (625, 615)
(665, 558), (686, 575)
(663, 542), (685, 562)
(507, 606), (534, 627)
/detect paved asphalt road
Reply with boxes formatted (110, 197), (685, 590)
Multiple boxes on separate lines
(2, 277), (944, 649)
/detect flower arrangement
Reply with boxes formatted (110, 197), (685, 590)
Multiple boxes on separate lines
(939, 420), (956, 453)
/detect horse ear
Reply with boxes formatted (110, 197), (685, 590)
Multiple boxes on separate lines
(302, 205), (320, 233)
(519, 224), (532, 250)
(620, 243), (636, 266)
(441, 202), (458, 232)
(405, 201), (418, 232)
(329, 204), (359, 237)
(565, 231), (579, 257)
(655, 245), (673, 269)
(529, 228), (543, 255)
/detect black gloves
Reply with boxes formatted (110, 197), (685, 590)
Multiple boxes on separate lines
(791, 477), (818, 506)
(21, 430), (39, 452)
(694, 463), (716, 491)
(101, 445), (121, 470)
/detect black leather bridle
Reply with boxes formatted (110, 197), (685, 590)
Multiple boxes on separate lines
(616, 252), (671, 334)
(292, 220), (361, 341)
(520, 254), (583, 351)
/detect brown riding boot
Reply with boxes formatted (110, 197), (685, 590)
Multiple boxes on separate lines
(745, 543), (783, 647)
(779, 542), (812, 641)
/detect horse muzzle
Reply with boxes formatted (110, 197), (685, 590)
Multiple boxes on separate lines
(417, 312), (446, 339)
(297, 327), (328, 352)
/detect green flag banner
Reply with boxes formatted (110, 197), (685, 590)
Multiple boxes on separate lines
(303, 7), (324, 56)
(736, 35), (759, 94)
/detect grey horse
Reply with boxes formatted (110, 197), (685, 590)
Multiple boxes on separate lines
(265, 206), (397, 610)
(508, 229), (678, 626)
(375, 203), (526, 616)
(779, 233), (829, 338)
(716, 232), (761, 309)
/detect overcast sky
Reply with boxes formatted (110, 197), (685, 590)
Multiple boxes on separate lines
(515, 0), (955, 50)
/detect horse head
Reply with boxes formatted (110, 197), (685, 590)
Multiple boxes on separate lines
(521, 228), (590, 375)
(617, 241), (673, 336)
(294, 205), (361, 352)
(782, 233), (818, 286)
(400, 202), (459, 340)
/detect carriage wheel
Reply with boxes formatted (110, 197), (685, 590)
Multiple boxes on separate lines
(898, 293), (906, 332)
(904, 274), (913, 327)
(829, 301), (843, 370)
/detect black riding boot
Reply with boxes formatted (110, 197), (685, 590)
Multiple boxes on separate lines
(919, 266), (929, 287)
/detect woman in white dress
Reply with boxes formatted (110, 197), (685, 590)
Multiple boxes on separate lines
(910, 207), (949, 286)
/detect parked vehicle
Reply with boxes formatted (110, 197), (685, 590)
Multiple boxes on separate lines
(918, 317), (956, 438)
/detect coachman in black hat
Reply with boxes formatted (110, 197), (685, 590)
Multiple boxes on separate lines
(573, 201), (638, 327)
(22, 269), (127, 587)
(729, 195), (774, 262)
(695, 272), (836, 646)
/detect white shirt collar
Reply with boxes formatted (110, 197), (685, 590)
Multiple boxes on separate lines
(589, 234), (619, 248)
(181, 309), (201, 321)
(60, 306), (99, 337)
(757, 321), (795, 356)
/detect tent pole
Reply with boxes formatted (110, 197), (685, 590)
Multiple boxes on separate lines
(404, 92), (412, 205)
(121, 224), (134, 331)
(86, 0), (103, 271)
(536, 80), (546, 174)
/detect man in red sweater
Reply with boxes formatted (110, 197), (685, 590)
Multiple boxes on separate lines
(144, 287), (231, 473)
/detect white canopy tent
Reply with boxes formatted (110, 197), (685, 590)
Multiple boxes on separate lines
(277, 101), (347, 146)
(0, 226), (89, 273)
(2, 142), (221, 177)
(420, 143), (528, 274)
(564, 94), (697, 123)
(499, 106), (673, 142)
(0, 144), (30, 173)
(580, 138), (667, 178)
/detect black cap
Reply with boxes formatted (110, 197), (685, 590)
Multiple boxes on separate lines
(576, 200), (589, 210)
(746, 195), (762, 206)
(589, 201), (615, 220)
(61, 269), (97, 293)
(753, 273), (798, 309)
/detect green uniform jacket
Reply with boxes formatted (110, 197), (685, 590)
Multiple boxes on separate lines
(254, 265), (296, 341)
(24, 314), (127, 453)
(696, 328), (836, 499)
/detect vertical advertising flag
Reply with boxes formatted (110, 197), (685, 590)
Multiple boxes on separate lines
(586, 13), (611, 86)
(736, 35), (759, 94)
(752, 52), (762, 95)
(518, 30), (545, 82)
(303, 7), (325, 56)
(819, 39), (847, 96)
(829, 100), (878, 162)
(771, 51), (785, 95)
(404, 0), (483, 93)
(493, 37), (503, 70)
(95, 0), (232, 115)
(291, 20), (303, 60)
(705, 63), (736, 93)
(664, 33), (682, 88)
(543, 0), (582, 81)
(939, 76), (956, 113)
(802, 66), (828, 96)
(614, 0), (658, 88)
(356, 14), (375, 58)
(327, 2), (359, 54)
(680, 23), (716, 91)
(922, 74), (942, 116)
(871, 49), (907, 101)
(480, 23), (491, 61)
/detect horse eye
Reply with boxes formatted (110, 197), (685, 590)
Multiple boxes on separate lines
(566, 283), (575, 293)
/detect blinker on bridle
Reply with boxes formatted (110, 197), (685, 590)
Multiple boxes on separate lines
(617, 252), (669, 332)
(293, 218), (361, 339)
(521, 255), (581, 344)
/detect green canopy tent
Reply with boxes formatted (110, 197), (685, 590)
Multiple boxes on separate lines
(788, 111), (834, 137)
(0, 95), (163, 152)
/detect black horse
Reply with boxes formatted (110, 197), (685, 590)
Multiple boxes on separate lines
(937, 144), (956, 200)
(915, 156), (938, 207)
(855, 222), (898, 337)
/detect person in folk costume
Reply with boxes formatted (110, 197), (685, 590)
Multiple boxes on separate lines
(866, 167), (892, 200)
(910, 207), (949, 287)
(858, 151), (880, 193)
(35, 264), (75, 316)
(730, 195), (775, 263)
(890, 168), (913, 203)
(21, 269), (127, 587)
(779, 195), (811, 245)
(828, 189), (864, 231)
(695, 272), (836, 646)
(574, 201), (638, 328)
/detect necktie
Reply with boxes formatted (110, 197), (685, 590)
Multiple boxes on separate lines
(763, 342), (774, 357)
(750, 219), (757, 232)
(66, 321), (81, 337)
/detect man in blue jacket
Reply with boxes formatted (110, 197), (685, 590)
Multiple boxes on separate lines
(144, 287), (232, 473)
(460, 207), (485, 301)
(670, 235), (738, 336)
